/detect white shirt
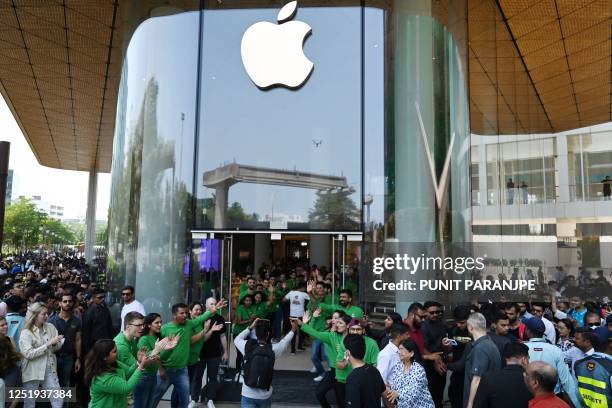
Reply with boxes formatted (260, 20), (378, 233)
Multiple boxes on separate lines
(120, 299), (146, 330)
(284, 291), (309, 318)
(377, 341), (400, 383)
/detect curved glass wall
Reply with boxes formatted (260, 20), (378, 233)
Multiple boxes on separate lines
(107, 1), (470, 317)
(107, 12), (199, 322)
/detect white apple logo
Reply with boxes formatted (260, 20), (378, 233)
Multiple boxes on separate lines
(241, 1), (314, 89)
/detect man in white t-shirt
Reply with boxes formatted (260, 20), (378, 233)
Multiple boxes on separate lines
(120, 285), (146, 329)
(284, 281), (309, 354)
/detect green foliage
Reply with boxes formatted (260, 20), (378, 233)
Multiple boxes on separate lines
(308, 190), (360, 230)
(3, 197), (76, 249)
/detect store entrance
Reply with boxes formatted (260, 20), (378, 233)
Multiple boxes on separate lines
(187, 231), (361, 363)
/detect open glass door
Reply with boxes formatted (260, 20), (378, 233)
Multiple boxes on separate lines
(190, 232), (234, 359)
(332, 234), (362, 303)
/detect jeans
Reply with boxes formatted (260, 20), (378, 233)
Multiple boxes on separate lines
(310, 340), (327, 375)
(55, 354), (74, 387)
(153, 367), (190, 408)
(240, 395), (272, 407)
(133, 372), (157, 408)
(23, 372), (63, 408)
(199, 356), (222, 401)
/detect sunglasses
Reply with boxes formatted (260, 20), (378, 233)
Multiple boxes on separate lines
(121, 292), (132, 296)
(429, 310), (443, 314)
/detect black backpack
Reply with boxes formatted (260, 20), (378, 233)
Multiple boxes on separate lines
(243, 339), (275, 390)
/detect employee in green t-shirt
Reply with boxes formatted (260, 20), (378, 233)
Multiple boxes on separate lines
(113, 311), (145, 368)
(85, 338), (148, 408)
(152, 299), (227, 408)
(233, 294), (256, 371)
(134, 313), (167, 408)
(307, 281), (332, 380)
(299, 310), (351, 408)
(317, 288), (364, 318)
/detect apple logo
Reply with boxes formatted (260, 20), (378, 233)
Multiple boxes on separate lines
(241, 1), (314, 89)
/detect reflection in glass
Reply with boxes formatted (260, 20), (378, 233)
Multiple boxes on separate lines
(107, 12), (199, 322)
(195, 6), (362, 231)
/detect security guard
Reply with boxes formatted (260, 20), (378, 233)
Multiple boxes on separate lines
(574, 327), (612, 408)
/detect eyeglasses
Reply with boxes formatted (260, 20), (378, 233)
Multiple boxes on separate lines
(129, 323), (145, 328)
(428, 310), (443, 314)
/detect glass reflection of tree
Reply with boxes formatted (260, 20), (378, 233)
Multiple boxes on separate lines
(309, 188), (359, 230)
(108, 77), (194, 314)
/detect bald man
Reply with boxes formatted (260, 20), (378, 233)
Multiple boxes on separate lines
(523, 362), (569, 408)
(197, 298), (227, 408)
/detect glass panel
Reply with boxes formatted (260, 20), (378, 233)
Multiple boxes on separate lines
(195, 5), (362, 231)
(107, 11), (199, 323)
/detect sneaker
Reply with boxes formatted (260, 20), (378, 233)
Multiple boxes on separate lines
(309, 366), (318, 373)
(291, 351), (296, 355)
(207, 401), (216, 408)
(188, 400), (198, 408)
(298, 347), (306, 351)
(313, 374), (325, 382)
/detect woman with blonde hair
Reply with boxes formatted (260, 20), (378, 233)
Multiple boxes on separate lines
(19, 301), (65, 408)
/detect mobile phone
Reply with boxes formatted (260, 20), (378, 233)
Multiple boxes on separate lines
(448, 339), (458, 347)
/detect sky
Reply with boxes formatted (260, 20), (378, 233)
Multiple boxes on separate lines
(0, 95), (111, 221)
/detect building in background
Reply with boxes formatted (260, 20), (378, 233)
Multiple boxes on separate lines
(18, 195), (65, 219)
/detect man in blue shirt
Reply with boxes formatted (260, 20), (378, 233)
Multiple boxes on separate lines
(524, 316), (582, 408)
(5, 296), (25, 350)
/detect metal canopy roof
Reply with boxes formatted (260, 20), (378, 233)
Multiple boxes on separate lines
(0, 0), (610, 171)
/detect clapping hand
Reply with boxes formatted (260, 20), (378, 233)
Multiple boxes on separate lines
(313, 308), (322, 318)
(302, 310), (311, 325)
(211, 322), (224, 332)
(204, 319), (212, 332)
(211, 299), (228, 314)
(307, 280), (315, 293)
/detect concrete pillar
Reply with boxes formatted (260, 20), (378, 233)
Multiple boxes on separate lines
(310, 234), (330, 269)
(85, 170), (98, 263)
(254, 234), (271, 272)
(479, 141), (487, 206)
(214, 184), (228, 228)
(556, 134), (570, 203)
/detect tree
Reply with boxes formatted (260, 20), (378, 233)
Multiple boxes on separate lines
(3, 198), (48, 250)
(308, 189), (360, 230)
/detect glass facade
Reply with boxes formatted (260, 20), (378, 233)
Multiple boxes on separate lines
(107, 12), (200, 319)
(107, 1), (470, 319)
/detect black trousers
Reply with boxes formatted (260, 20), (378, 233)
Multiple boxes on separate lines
(315, 369), (335, 408)
(426, 366), (447, 408)
(448, 371), (464, 408)
(199, 356), (222, 401)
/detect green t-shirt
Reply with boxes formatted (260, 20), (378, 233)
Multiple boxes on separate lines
(137, 335), (160, 374)
(254, 302), (272, 318)
(319, 303), (364, 318)
(308, 295), (331, 332)
(188, 319), (206, 365)
(159, 310), (214, 369)
(233, 305), (256, 335)
(113, 332), (137, 368)
(89, 360), (142, 408)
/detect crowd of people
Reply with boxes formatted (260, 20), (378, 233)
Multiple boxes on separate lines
(0, 252), (611, 408)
